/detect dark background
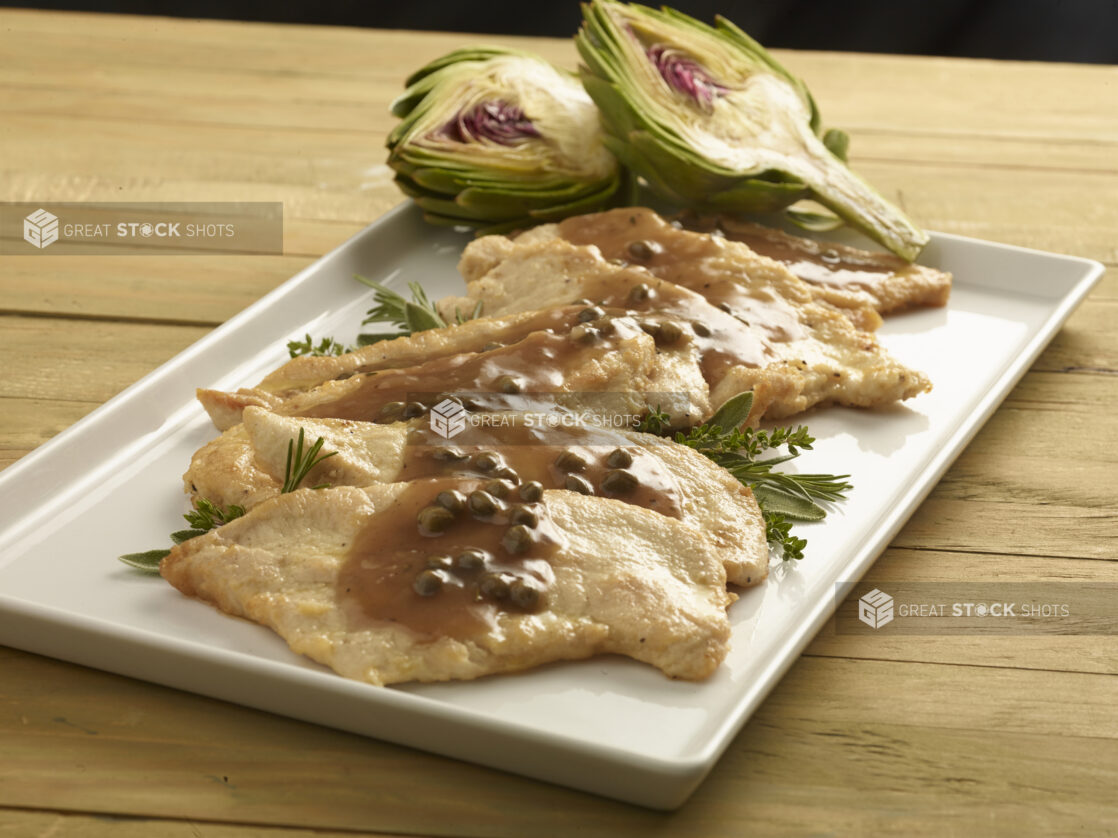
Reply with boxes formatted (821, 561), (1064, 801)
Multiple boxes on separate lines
(5, 0), (1117, 63)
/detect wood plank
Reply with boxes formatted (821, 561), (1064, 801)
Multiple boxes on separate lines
(0, 809), (415, 838)
(0, 253), (320, 324)
(1034, 299), (1118, 373)
(0, 316), (210, 403)
(0, 397), (99, 472)
(1, 8), (1115, 143)
(0, 646), (1114, 835)
(848, 162), (1118, 263)
(894, 499), (1115, 560)
(805, 547), (1118, 674)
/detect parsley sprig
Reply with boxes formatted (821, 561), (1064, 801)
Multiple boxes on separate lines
(119, 429), (337, 574)
(286, 334), (349, 358)
(636, 392), (851, 561)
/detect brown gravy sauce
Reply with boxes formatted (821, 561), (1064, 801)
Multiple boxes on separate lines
(337, 420), (684, 640)
(296, 323), (641, 422)
(346, 306), (587, 377)
(681, 213), (905, 290)
(557, 209), (806, 374)
(402, 420), (682, 517)
(338, 477), (559, 639)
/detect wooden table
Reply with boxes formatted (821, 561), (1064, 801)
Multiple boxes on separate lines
(1, 9), (1116, 836)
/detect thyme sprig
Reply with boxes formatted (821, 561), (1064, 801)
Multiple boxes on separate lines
(119, 430), (336, 574)
(636, 392), (851, 561)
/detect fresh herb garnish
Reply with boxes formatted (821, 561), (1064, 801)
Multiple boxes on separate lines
(281, 427), (338, 493)
(287, 333), (350, 359)
(287, 276), (481, 357)
(119, 430), (336, 574)
(182, 498), (246, 533)
(636, 392), (851, 561)
(355, 274), (481, 344)
(117, 499), (246, 573)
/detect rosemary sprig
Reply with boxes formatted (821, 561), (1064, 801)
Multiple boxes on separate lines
(287, 276), (482, 357)
(119, 430), (336, 574)
(636, 392), (851, 561)
(355, 274), (481, 344)
(281, 427), (338, 493)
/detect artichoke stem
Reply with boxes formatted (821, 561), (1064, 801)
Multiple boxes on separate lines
(794, 142), (929, 261)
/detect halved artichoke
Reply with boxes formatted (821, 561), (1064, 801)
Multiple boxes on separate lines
(387, 47), (622, 234)
(577, 1), (929, 260)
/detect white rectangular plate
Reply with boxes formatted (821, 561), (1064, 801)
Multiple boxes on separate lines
(0, 203), (1102, 808)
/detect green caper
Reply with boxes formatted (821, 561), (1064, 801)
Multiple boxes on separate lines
(638, 319), (659, 336)
(435, 490), (466, 512)
(432, 446), (467, 462)
(627, 283), (651, 304)
(494, 465), (519, 482)
(570, 324), (601, 344)
(509, 579), (541, 609)
(413, 569), (444, 596)
(655, 321), (684, 345)
(606, 448), (634, 469)
(417, 505), (456, 535)
(467, 490), (499, 518)
(509, 505), (539, 528)
(482, 342), (504, 352)
(554, 450), (587, 473)
(519, 481), (544, 502)
(502, 524), (533, 555)
(595, 317), (617, 336)
(378, 401), (405, 421)
(577, 305), (605, 323)
(456, 548), (486, 570)
(718, 301), (733, 314)
(601, 469), (638, 495)
(627, 239), (659, 261)
(572, 298), (593, 307)
(479, 572), (510, 600)
(435, 393), (462, 406)
(425, 554), (454, 570)
(484, 479), (513, 499)
(495, 374), (522, 394)
(471, 451), (500, 472)
(692, 321), (712, 337)
(564, 474), (594, 495)
(402, 401), (426, 418)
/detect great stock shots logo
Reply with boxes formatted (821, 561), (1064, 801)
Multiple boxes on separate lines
(23, 208), (59, 249)
(858, 588), (895, 629)
(429, 398), (468, 440)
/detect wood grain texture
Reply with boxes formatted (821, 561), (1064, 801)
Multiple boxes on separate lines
(0, 8), (1115, 837)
